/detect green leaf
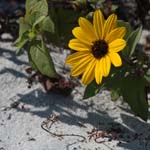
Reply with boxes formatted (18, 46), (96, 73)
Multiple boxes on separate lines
(25, 0), (48, 22)
(111, 5), (118, 11)
(28, 40), (57, 78)
(111, 88), (121, 101)
(25, 0), (39, 13)
(14, 31), (29, 54)
(13, 17), (30, 54)
(27, 48), (38, 70)
(97, 0), (105, 5)
(27, 11), (43, 26)
(103, 70), (123, 101)
(83, 80), (104, 99)
(27, 0), (48, 16)
(32, 0), (48, 16)
(39, 16), (55, 33)
(15, 38), (28, 54)
(122, 26), (142, 58)
(18, 17), (30, 35)
(121, 76), (148, 121)
(47, 8), (80, 45)
(32, 15), (46, 28)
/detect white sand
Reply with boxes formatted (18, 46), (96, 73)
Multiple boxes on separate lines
(0, 41), (150, 150)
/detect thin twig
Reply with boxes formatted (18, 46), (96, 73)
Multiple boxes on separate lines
(41, 114), (86, 142)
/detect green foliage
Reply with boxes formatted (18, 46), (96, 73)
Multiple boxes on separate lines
(25, 0), (48, 22)
(14, 17), (30, 53)
(39, 16), (55, 33)
(122, 26), (142, 58)
(14, 0), (150, 121)
(83, 80), (104, 99)
(28, 40), (57, 78)
(47, 8), (80, 45)
(14, 32), (28, 54)
(110, 89), (121, 101)
(84, 24), (149, 121)
(121, 76), (148, 121)
(14, 0), (57, 78)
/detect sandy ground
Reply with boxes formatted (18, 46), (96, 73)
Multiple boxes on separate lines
(0, 41), (150, 150)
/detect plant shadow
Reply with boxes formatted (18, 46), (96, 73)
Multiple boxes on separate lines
(15, 89), (150, 150)
(16, 89), (110, 126)
(1, 44), (150, 150)
(0, 47), (28, 78)
(0, 47), (28, 65)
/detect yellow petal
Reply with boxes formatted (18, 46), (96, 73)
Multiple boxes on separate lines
(93, 10), (105, 39)
(103, 14), (117, 38)
(79, 17), (97, 41)
(95, 59), (103, 84)
(109, 52), (122, 67)
(101, 55), (111, 77)
(72, 27), (93, 45)
(105, 27), (126, 43)
(82, 59), (96, 85)
(71, 55), (93, 76)
(68, 39), (91, 51)
(66, 51), (90, 66)
(109, 39), (126, 52)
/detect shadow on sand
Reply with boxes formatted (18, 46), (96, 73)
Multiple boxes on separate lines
(0, 47), (28, 78)
(15, 89), (150, 150)
(1, 45), (150, 150)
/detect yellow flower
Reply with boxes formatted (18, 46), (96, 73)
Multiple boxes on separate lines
(66, 10), (126, 85)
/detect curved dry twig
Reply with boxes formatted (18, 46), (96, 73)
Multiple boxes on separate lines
(41, 114), (86, 143)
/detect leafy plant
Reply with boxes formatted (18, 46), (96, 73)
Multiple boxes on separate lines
(84, 23), (150, 121)
(14, 0), (57, 78)
(14, 0), (150, 121)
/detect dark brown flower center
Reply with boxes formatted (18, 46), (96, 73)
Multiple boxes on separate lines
(91, 40), (108, 59)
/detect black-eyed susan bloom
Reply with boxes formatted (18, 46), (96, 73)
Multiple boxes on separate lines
(66, 10), (126, 85)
